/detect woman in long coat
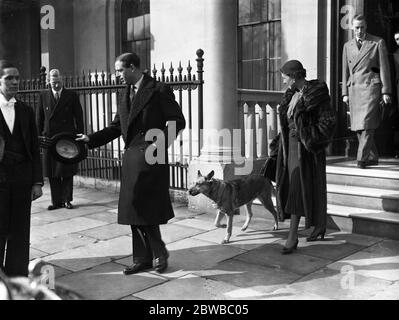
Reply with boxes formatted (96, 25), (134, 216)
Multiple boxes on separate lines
(272, 60), (336, 254)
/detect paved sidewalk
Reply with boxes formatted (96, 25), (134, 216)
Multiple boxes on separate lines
(29, 185), (399, 300)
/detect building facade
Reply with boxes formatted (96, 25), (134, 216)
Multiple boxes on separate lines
(1, 0), (398, 167)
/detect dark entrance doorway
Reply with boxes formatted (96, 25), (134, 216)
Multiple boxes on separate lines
(364, 0), (399, 157)
(0, 0), (41, 78)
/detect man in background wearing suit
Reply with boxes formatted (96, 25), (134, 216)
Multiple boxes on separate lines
(342, 14), (392, 169)
(36, 69), (84, 210)
(0, 60), (43, 277)
(77, 52), (185, 275)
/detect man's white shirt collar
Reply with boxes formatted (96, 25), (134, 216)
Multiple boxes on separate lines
(0, 93), (16, 106)
(52, 87), (63, 97)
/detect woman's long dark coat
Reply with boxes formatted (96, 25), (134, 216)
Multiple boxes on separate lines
(88, 74), (186, 226)
(36, 88), (84, 177)
(272, 80), (336, 229)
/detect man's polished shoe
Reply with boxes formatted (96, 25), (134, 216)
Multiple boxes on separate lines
(65, 202), (73, 209)
(366, 160), (379, 166)
(357, 161), (366, 169)
(154, 251), (169, 273)
(47, 203), (64, 211)
(123, 262), (152, 275)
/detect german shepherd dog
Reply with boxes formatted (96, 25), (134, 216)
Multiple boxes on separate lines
(189, 170), (278, 244)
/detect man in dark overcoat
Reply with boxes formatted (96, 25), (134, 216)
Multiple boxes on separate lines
(77, 52), (185, 275)
(342, 15), (392, 168)
(36, 69), (84, 210)
(0, 60), (43, 276)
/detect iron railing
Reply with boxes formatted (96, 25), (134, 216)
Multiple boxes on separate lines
(17, 49), (205, 190)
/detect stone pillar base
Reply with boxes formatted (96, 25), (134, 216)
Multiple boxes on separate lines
(187, 158), (267, 214)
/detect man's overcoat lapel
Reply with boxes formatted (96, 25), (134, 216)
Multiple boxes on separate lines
(127, 74), (156, 127)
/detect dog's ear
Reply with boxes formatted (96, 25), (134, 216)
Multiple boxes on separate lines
(206, 170), (215, 180)
(197, 170), (202, 178)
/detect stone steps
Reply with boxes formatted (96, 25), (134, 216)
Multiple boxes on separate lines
(326, 160), (399, 239)
(326, 204), (399, 240)
(327, 165), (399, 190)
(253, 159), (399, 240)
(327, 184), (399, 213)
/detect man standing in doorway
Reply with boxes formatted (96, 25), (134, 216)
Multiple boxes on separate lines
(342, 14), (392, 168)
(77, 52), (185, 275)
(0, 60), (43, 276)
(36, 69), (84, 210)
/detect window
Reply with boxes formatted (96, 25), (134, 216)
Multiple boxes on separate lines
(121, 0), (150, 71)
(238, 0), (282, 90)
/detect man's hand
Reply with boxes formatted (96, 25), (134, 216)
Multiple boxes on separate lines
(343, 96), (349, 105)
(382, 94), (391, 105)
(31, 185), (42, 201)
(76, 134), (90, 143)
(38, 136), (53, 149)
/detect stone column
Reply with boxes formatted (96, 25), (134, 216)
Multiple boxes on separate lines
(188, 0), (254, 213)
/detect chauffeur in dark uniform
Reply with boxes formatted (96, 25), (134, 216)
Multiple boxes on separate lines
(77, 52), (185, 275)
(36, 69), (84, 210)
(0, 60), (43, 277)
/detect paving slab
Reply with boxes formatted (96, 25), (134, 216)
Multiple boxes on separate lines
(327, 240), (399, 282)
(259, 287), (331, 300)
(77, 223), (131, 240)
(84, 211), (118, 224)
(120, 295), (142, 300)
(288, 267), (393, 300)
(57, 262), (166, 300)
(172, 217), (218, 231)
(172, 205), (202, 220)
(116, 238), (247, 280)
(160, 224), (206, 244)
(31, 217), (109, 242)
(234, 242), (332, 275)
(295, 238), (365, 261)
(194, 259), (302, 295)
(368, 281), (399, 300)
(30, 248), (49, 260)
(31, 216), (51, 227)
(134, 273), (243, 300)
(43, 236), (132, 272)
(31, 205), (107, 223)
(194, 227), (282, 251)
(298, 229), (383, 247)
(31, 233), (96, 255)
(76, 192), (119, 204)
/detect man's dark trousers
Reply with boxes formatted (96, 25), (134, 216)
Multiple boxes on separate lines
(130, 225), (167, 263)
(0, 161), (32, 277)
(49, 176), (73, 205)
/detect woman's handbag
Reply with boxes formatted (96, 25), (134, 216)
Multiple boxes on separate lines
(260, 156), (277, 182)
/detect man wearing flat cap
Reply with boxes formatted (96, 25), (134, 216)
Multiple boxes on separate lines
(36, 69), (84, 210)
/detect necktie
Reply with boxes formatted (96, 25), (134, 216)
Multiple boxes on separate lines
(357, 39), (363, 50)
(129, 85), (136, 108)
(55, 92), (60, 103)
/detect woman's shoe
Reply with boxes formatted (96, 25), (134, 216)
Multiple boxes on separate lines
(281, 239), (299, 255)
(306, 228), (326, 242)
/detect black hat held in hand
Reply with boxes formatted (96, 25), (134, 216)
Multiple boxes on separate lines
(49, 132), (87, 164)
